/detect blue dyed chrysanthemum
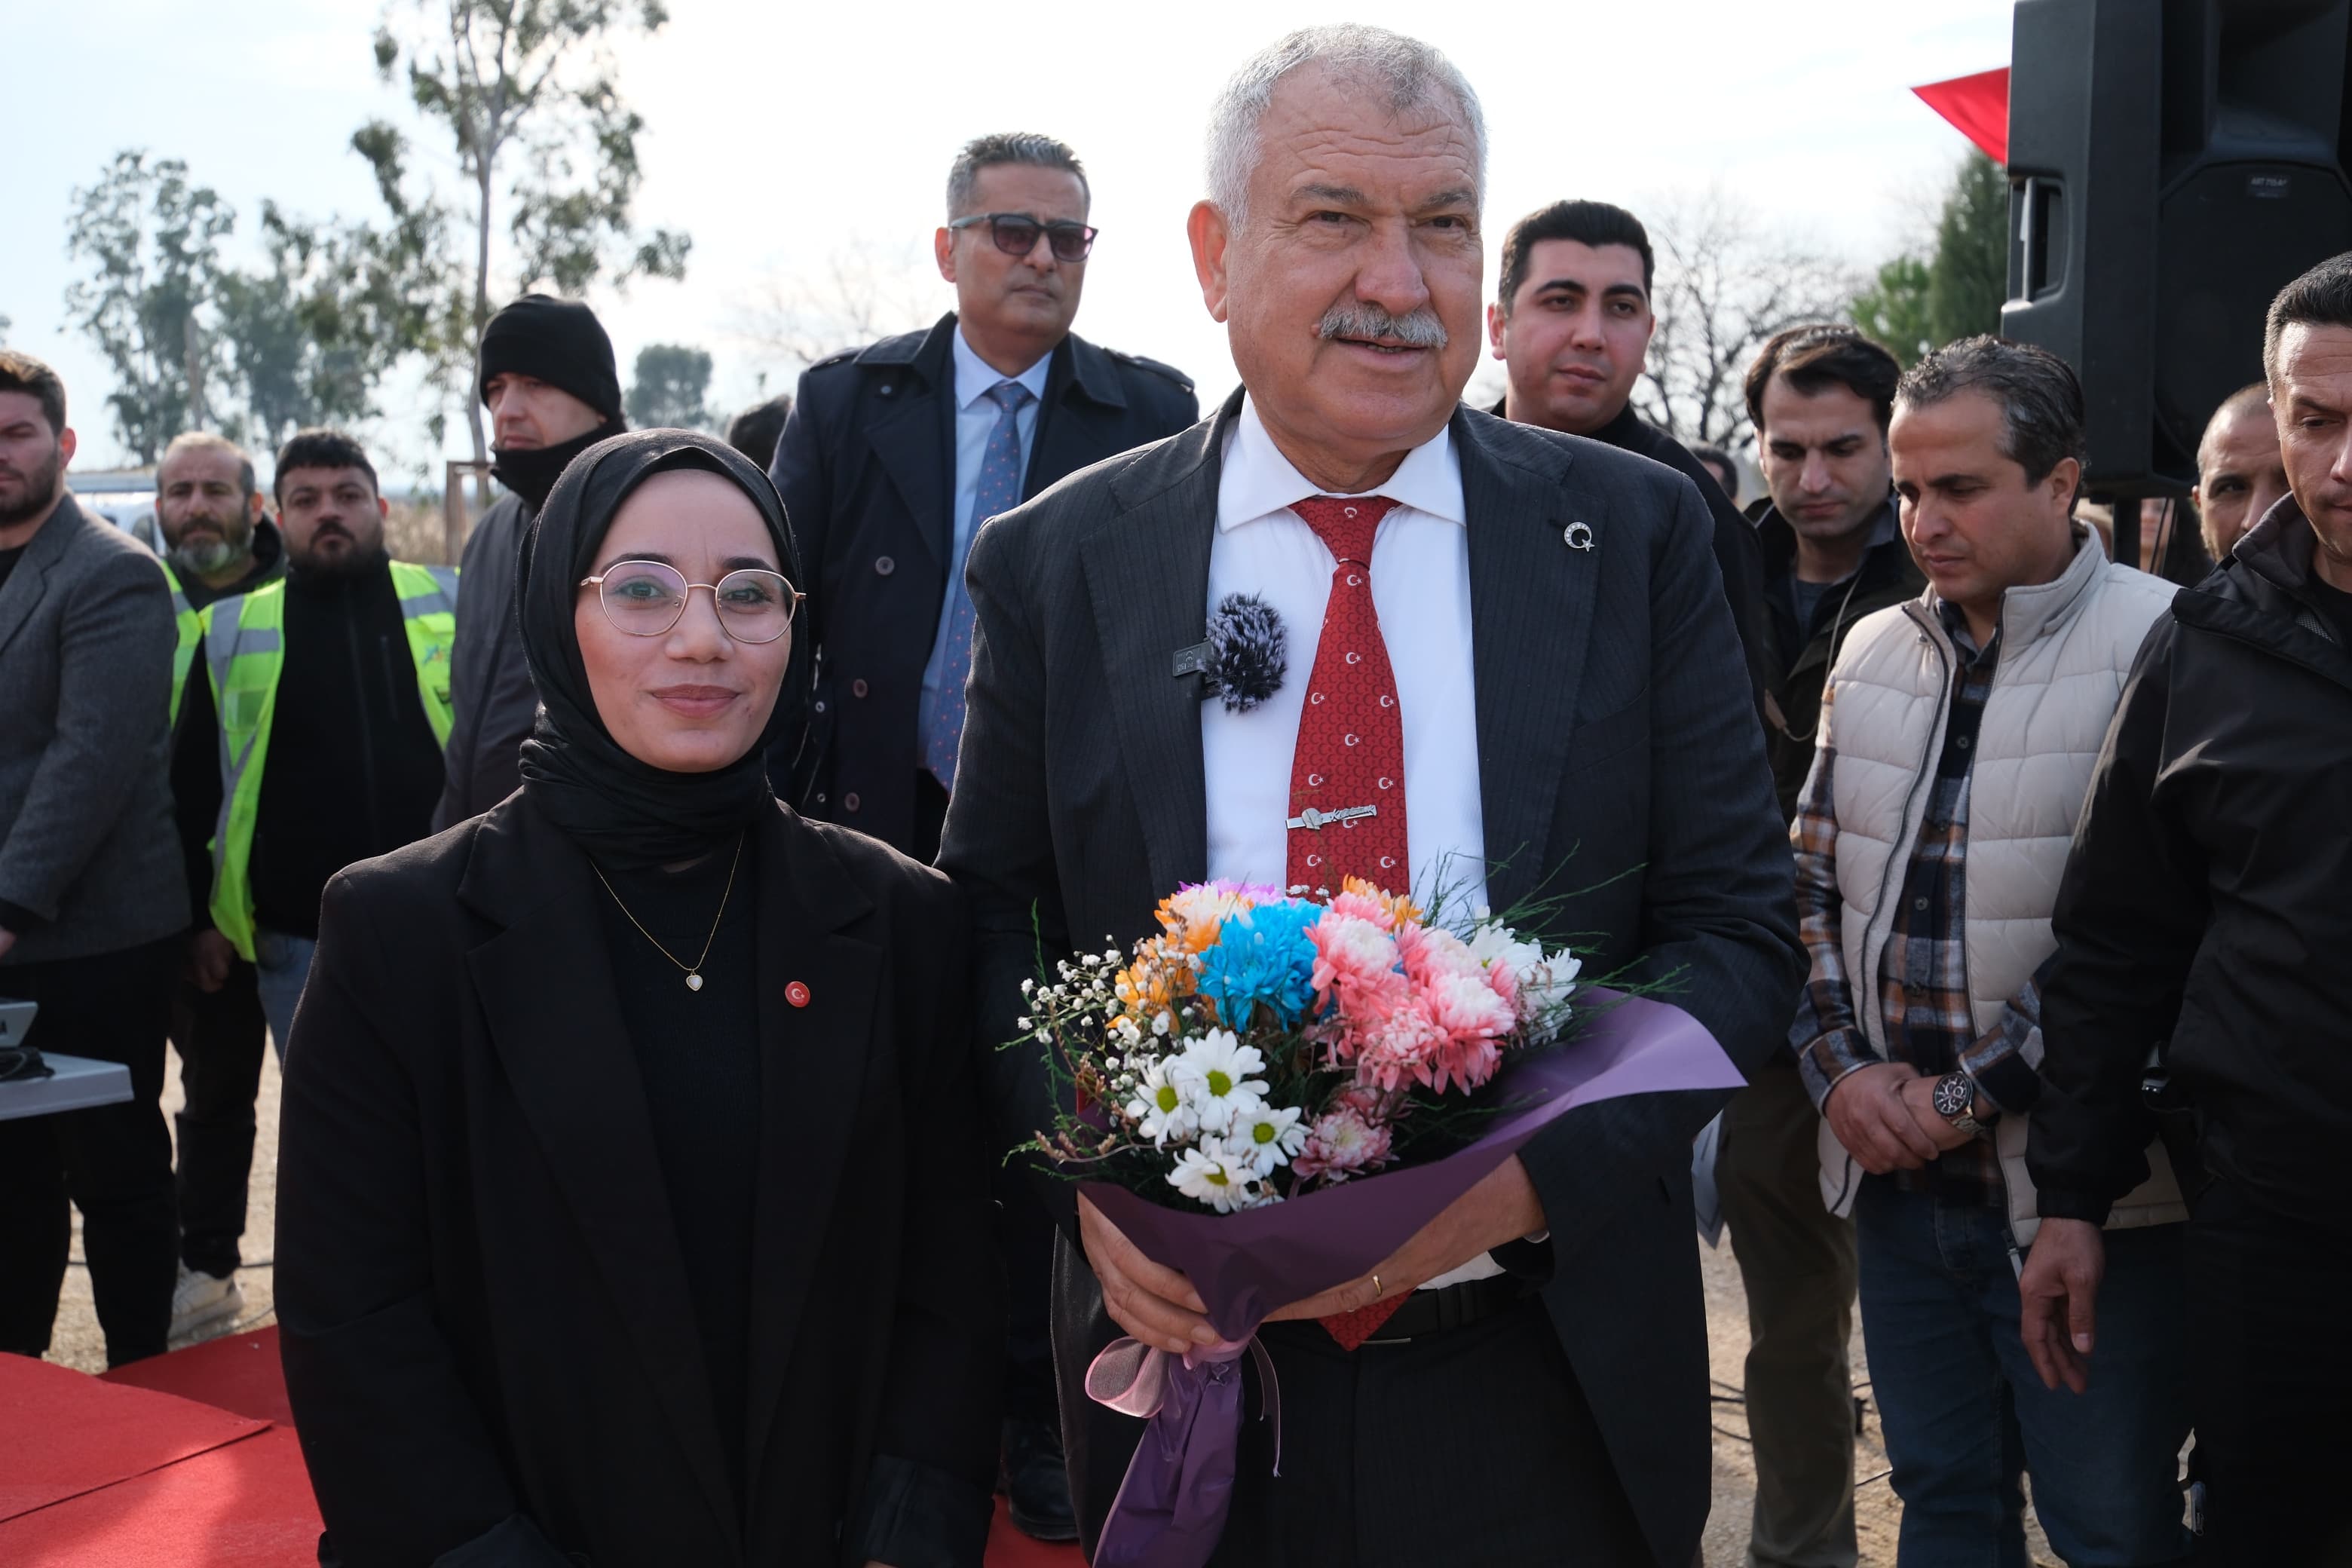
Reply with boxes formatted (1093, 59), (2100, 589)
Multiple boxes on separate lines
(1196, 899), (1325, 1031)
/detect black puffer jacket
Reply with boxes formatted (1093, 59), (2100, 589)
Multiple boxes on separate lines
(2030, 501), (2352, 1229)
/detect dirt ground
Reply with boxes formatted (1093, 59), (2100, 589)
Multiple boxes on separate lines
(48, 1045), (282, 1374)
(1697, 1227), (2060, 1566)
(47, 1055), (2063, 1566)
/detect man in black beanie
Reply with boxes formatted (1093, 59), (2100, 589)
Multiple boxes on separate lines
(433, 293), (626, 827)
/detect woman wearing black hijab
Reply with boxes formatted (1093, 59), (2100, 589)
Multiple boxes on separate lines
(275, 430), (1001, 1568)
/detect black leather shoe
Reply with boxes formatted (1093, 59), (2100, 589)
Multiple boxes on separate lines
(1002, 1415), (1079, 1542)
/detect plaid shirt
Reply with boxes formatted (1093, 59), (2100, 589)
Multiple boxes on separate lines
(1790, 599), (2049, 1208)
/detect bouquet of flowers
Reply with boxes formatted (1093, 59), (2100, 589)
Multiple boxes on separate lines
(1019, 877), (1585, 1214)
(1013, 877), (1744, 1568)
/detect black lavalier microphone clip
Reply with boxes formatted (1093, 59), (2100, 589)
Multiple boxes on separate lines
(1173, 593), (1288, 714)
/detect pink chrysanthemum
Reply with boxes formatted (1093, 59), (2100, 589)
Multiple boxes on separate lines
(1325, 887), (1402, 933)
(1397, 922), (1484, 985)
(1308, 913), (1410, 1067)
(1291, 1104), (1395, 1182)
(1349, 994), (1450, 1092)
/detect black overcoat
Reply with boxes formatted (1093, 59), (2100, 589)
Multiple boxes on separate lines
(767, 311), (1199, 853)
(275, 792), (1003, 1568)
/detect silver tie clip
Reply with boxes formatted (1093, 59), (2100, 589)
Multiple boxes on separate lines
(1287, 804), (1377, 831)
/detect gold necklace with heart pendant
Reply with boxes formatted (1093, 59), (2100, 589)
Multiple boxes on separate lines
(590, 835), (743, 991)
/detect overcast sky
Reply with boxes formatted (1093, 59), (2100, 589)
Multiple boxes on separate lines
(8, 0), (2012, 475)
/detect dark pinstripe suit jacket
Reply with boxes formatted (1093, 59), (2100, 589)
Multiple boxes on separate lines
(939, 393), (1805, 1568)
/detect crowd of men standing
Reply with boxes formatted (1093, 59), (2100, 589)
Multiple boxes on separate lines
(1, 105), (2349, 1565)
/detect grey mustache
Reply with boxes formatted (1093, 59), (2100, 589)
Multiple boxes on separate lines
(1316, 302), (1449, 348)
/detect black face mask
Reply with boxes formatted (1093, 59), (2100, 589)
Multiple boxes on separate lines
(513, 430), (812, 871)
(492, 418), (623, 513)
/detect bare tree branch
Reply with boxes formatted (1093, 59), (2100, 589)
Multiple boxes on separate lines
(727, 239), (938, 381)
(1636, 188), (1862, 452)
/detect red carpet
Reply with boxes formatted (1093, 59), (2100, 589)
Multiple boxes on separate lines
(988, 1494), (1091, 1567)
(2, 1330), (1089, 1566)
(0, 1352), (268, 1524)
(0, 1424), (318, 1566)
(100, 1325), (297, 1425)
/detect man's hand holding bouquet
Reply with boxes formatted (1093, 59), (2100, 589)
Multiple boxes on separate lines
(1012, 874), (1741, 1567)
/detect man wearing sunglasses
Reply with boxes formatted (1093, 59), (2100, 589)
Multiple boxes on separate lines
(767, 129), (1197, 1543)
(769, 131), (1198, 866)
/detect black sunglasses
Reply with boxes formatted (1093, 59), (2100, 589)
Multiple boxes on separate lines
(949, 212), (1098, 262)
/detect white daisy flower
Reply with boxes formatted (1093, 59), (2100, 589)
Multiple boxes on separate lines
(1171, 1028), (1269, 1136)
(1125, 1059), (1198, 1147)
(1231, 1104), (1307, 1177)
(1517, 946), (1583, 1016)
(1466, 920), (1544, 978)
(1166, 1138), (1261, 1213)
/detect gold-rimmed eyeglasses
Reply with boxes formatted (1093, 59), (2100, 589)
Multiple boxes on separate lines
(578, 559), (803, 644)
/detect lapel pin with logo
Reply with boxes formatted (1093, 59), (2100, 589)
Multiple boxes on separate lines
(1563, 521), (1595, 551)
(786, 981), (811, 1009)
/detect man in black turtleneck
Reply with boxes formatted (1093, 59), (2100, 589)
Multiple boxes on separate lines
(435, 293), (626, 828)
(172, 430), (457, 1059)
(1485, 200), (1769, 706)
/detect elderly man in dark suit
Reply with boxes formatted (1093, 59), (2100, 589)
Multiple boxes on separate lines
(771, 131), (1196, 1539)
(0, 352), (188, 1367)
(940, 26), (1803, 1568)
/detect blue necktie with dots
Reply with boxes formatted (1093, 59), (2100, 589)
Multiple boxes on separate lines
(923, 378), (1032, 788)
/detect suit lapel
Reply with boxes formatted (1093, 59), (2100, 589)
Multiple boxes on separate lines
(1455, 409), (1598, 914)
(1026, 335), (1129, 498)
(865, 317), (958, 571)
(740, 807), (879, 1496)
(458, 807), (739, 1545)
(1076, 415), (1225, 896)
(1028, 392), (1122, 500)
(0, 497), (76, 667)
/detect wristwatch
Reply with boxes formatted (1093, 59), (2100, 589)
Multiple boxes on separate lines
(1930, 1070), (1986, 1136)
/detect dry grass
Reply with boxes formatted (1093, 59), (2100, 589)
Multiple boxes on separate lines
(384, 498), (458, 567)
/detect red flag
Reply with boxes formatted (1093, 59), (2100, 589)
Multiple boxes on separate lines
(1914, 67), (2011, 165)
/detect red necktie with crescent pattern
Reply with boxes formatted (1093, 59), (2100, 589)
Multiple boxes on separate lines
(1288, 494), (1416, 1349)
(1285, 495), (1410, 902)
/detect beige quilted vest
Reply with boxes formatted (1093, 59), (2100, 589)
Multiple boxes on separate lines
(1812, 528), (2187, 1247)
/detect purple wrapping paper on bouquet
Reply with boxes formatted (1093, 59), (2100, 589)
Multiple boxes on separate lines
(1078, 989), (1744, 1568)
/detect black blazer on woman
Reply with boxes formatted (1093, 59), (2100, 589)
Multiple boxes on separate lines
(275, 793), (1003, 1568)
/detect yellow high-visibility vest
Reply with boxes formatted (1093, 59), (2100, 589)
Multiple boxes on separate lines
(160, 562), (201, 724)
(201, 562), (458, 960)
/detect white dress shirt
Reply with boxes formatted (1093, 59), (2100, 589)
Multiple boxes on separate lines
(918, 328), (1054, 737)
(1203, 397), (1501, 1292)
(1203, 394), (1490, 914)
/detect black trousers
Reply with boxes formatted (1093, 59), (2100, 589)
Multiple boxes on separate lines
(170, 960), (268, 1279)
(0, 936), (179, 1366)
(917, 767), (1058, 1426)
(2187, 1180), (2352, 1566)
(1055, 1239), (1654, 1568)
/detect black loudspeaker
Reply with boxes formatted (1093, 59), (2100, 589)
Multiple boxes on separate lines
(2004, 0), (2352, 492)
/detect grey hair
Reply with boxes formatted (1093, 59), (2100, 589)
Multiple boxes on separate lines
(1895, 335), (2086, 485)
(946, 132), (1089, 219)
(158, 430), (258, 501)
(1205, 26), (1487, 228)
